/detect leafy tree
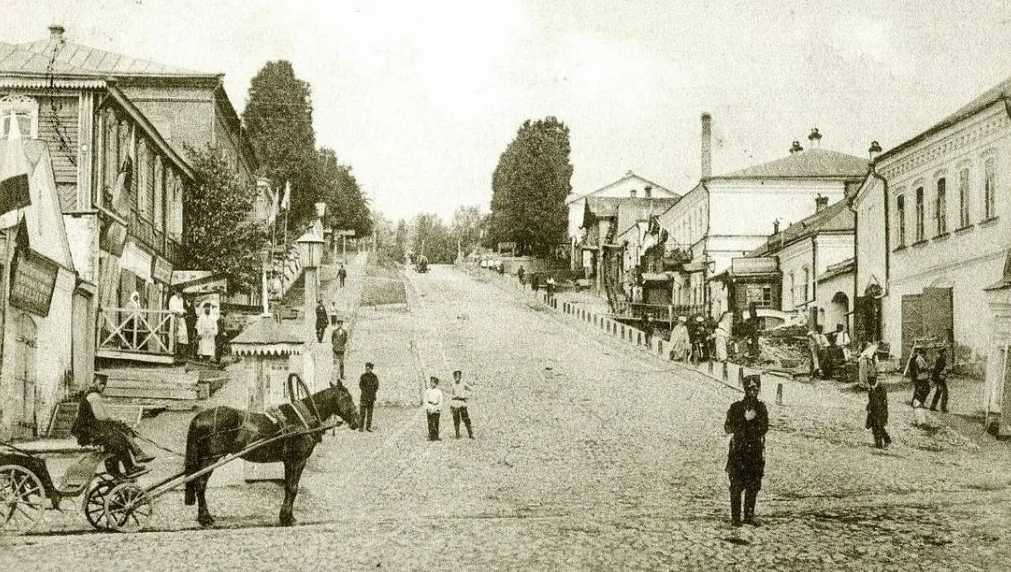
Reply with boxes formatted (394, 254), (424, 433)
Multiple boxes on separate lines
(450, 205), (486, 255)
(182, 146), (268, 292)
(315, 148), (372, 238)
(411, 213), (455, 263)
(489, 117), (573, 256)
(242, 61), (318, 227)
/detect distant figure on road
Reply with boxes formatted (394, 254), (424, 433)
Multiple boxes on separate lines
(424, 376), (443, 441)
(331, 319), (348, 380)
(359, 363), (379, 432)
(724, 374), (768, 527)
(669, 316), (690, 361)
(714, 315), (731, 363)
(449, 370), (474, 439)
(807, 326), (828, 379)
(337, 264), (347, 288)
(517, 266), (525, 285)
(864, 346), (890, 449)
(930, 348), (949, 413)
(196, 304), (218, 361)
(545, 277), (556, 304)
(315, 299), (328, 343)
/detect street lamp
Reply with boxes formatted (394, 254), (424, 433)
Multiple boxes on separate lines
(296, 231), (326, 342)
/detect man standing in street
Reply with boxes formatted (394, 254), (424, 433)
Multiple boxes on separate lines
(449, 370), (474, 439)
(168, 290), (188, 358)
(724, 375), (769, 527)
(359, 363), (379, 432)
(424, 376), (443, 441)
(315, 299), (328, 343)
(331, 319), (348, 381)
(866, 366), (891, 449)
(338, 264), (347, 288)
(930, 348), (949, 413)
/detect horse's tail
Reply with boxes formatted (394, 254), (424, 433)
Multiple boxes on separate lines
(184, 418), (201, 506)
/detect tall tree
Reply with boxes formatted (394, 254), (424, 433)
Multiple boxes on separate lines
(182, 146), (268, 292)
(315, 148), (372, 238)
(489, 117), (573, 256)
(451, 205), (486, 255)
(242, 61), (318, 227)
(411, 213), (454, 263)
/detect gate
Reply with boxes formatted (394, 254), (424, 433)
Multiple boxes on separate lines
(12, 313), (38, 439)
(900, 287), (954, 362)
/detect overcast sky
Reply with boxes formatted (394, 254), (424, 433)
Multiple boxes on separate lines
(6, 0), (1011, 222)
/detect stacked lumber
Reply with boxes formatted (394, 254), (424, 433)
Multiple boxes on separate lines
(102, 367), (203, 400)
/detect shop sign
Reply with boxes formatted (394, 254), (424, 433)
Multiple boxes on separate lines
(152, 256), (173, 284)
(9, 247), (59, 317)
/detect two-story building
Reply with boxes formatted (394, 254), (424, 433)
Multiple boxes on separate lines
(659, 116), (867, 319)
(852, 77), (1011, 365)
(0, 36), (196, 437)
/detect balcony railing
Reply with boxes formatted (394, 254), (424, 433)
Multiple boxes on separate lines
(98, 307), (176, 358)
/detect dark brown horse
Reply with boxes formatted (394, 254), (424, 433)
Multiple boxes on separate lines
(183, 381), (359, 527)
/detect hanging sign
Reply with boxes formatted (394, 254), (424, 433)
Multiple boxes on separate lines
(9, 247), (59, 317)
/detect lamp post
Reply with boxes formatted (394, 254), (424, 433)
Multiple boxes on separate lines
(260, 247), (272, 317)
(295, 231), (325, 342)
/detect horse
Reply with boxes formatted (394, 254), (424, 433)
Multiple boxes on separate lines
(183, 380), (359, 527)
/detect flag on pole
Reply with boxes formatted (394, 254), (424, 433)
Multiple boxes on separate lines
(0, 112), (32, 217)
(280, 180), (291, 211)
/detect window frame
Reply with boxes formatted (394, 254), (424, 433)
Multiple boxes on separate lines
(896, 193), (906, 247)
(935, 176), (947, 235)
(914, 186), (925, 242)
(984, 156), (997, 220)
(958, 166), (970, 228)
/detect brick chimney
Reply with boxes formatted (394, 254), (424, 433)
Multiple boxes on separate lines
(789, 141), (804, 154)
(773, 219), (780, 234)
(815, 194), (828, 212)
(644, 185), (653, 198)
(49, 24), (65, 41)
(701, 112), (712, 179)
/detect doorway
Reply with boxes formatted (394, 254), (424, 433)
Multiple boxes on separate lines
(11, 313), (38, 439)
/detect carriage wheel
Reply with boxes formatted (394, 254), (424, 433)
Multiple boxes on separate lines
(83, 473), (117, 531)
(0, 464), (46, 535)
(103, 483), (153, 533)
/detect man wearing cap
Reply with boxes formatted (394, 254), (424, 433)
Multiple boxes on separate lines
(424, 377), (444, 441)
(70, 373), (154, 478)
(331, 319), (348, 380)
(315, 299), (328, 343)
(359, 363), (379, 432)
(449, 370), (474, 439)
(724, 374), (769, 527)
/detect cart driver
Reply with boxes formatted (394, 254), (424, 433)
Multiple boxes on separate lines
(71, 373), (154, 478)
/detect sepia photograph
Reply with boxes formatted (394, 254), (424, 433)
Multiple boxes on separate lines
(1, 0), (1011, 570)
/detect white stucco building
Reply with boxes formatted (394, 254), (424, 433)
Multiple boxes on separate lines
(852, 79), (1011, 364)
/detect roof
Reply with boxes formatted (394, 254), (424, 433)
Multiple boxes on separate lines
(713, 147), (868, 180)
(230, 317), (306, 356)
(818, 258), (855, 283)
(567, 171), (677, 205)
(6, 38), (210, 77)
(747, 199), (854, 257)
(878, 76), (1011, 163)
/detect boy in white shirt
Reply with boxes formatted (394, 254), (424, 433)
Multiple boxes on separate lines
(424, 376), (443, 441)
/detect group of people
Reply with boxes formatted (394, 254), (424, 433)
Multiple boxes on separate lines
(806, 323), (851, 379)
(163, 291), (221, 361)
(423, 370), (475, 441)
(907, 346), (950, 415)
(668, 315), (729, 363)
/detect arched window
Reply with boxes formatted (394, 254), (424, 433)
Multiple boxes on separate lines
(0, 95), (39, 138)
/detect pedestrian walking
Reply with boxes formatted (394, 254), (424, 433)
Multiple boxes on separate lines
(545, 277), (556, 304)
(424, 376), (443, 441)
(714, 316), (730, 363)
(930, 348), (949, 413)
(184, 298), (198, 358)
(517, 265), (525, 285)
(337, 264), (347, 288)
(449, 370), (474, 439)
(724, 374), (768, 527)
(865, 357), (891, 449)
(331, 319), (348, 380)
(359, 363), (379, 432)
(196, 304), (218, 361)
(907, 347), (931, 426)
(315, 299), (328, 343)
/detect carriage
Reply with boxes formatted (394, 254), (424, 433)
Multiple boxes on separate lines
(1, 373), (358, 535)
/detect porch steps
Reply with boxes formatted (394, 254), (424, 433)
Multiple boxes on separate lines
(100, 366), (228, 402)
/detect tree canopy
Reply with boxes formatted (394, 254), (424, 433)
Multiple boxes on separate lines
(182, 146), (268, 292)
(242, 60), (318, 224)
(411, 213), (455, 263)
(489, 117), (573, 256)
(315, 148), (373, 239)
(450, 205), (486, 256)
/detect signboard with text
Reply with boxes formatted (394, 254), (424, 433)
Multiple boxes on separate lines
(9, 247), (59, 317)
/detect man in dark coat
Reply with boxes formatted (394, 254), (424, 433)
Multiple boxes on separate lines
(358, 363), (379, 432)
(929, 348), (949, 413)
(315, 300), (328, 343)
(337, 264), (347, 288)
(866, 374), (890, 448)
(71, 374), (154, 477)
(724, 374), (769, 527)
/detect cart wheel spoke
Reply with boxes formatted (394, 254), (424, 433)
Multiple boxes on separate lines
(83, 474), (117, 531)
(104, 483), (153, 533)
(0, 465), (45, 536)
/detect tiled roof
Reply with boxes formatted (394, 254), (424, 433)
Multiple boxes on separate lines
(715, 147), (868, 180)
(4, 39), (208, 77)
(748, 199), (854, 257)
(818, 258), (855, 283)
(0, 41), (90, 75)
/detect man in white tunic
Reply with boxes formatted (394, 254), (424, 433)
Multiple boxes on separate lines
(196, 304), (218, 361)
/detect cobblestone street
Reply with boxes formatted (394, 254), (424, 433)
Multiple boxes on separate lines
(4, 264), (1011, 571)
